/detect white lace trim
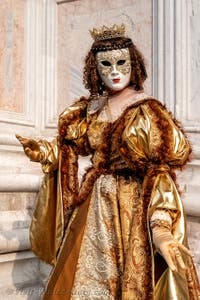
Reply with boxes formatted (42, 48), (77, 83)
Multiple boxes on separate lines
(97, 92), (152, 122)
(150, 209), (172, 224)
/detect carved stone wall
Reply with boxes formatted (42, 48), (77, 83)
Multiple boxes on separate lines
(0, 0), (199, 299)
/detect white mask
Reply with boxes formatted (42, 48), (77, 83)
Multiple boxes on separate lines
(96, 48), (131, 92)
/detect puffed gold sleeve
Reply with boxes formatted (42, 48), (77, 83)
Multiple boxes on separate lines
(58, 98), (91, 156)
(122, 100), (191, 166)
(148, 172), (184, 240)
(122, 99), (191, 226)
(123, 105), (152, 160)
(58, 100), (88, 140)
(38, 138), (59, 173)
(166, 116), (190, 165)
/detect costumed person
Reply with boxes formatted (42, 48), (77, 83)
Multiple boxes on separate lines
(16, 24), (200, 300)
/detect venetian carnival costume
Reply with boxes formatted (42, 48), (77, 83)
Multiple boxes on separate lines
(17, 25), (200, 300)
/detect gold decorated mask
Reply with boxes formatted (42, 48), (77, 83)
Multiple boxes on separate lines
(96, 49), (131, 92)
(96, 48), (131, 76)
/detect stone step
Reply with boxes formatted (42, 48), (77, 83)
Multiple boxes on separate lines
(0, 251), (40, 289)
(0, 210), (31, 231)
(0, 192), (37, 212)
(0, 251), (51, 300)
(0, 228), (30, 253)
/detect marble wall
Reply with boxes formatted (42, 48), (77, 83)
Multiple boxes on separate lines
(0, 0), (25, 113)
(189, 0), (200, 121)
(0, 0), (199, 299)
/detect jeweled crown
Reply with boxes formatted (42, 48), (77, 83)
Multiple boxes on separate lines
(90, 24), (126, 41)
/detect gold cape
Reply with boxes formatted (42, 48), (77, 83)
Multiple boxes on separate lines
(30, 97), (200, 299)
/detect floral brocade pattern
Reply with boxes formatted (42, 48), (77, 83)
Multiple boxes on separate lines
(71, 175), (142, 300)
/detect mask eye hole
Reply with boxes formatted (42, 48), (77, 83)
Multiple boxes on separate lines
(117, 60), (126, 65)
(101, 60), (111, 66)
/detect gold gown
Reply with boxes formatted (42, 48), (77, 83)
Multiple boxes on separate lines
(30, 95), (200, 299)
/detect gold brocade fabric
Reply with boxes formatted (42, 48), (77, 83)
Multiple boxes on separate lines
(30, 97), (199, 299)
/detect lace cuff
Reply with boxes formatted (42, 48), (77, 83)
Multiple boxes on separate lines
(150, 210), (172, 231)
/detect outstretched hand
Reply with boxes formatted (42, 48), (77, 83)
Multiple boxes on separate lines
(16, 134), (43, 162)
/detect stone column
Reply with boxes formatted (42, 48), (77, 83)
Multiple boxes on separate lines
(153, 0), (200, 276)
(0, 0), (56, 298)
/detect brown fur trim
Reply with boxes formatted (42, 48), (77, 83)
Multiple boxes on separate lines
(147, 100), (192, 166)
(171, 116), (192, 165)
(76, 167), (102, 204)
(77, 122), (113, 204)
(148, 100), (174, 162)
(58, 97), (92, 157)
(111, 98), (153, 177)
(60, 144), (79, 222)
(146, 100), (192, 194)
(58, 97), (88, 140)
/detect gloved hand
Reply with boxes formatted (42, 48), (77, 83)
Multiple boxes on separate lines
(16, 135), (44, 162)
(151, 224), (193, 272)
